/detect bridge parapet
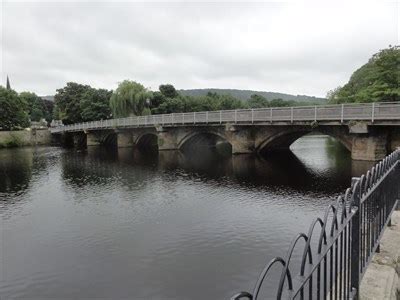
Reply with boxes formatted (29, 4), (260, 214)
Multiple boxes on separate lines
(50, 102), (400, 134)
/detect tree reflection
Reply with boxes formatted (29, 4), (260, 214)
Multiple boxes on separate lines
(0, 149), (33, 197)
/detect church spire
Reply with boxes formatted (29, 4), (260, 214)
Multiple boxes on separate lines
(6, 75), (11, 90)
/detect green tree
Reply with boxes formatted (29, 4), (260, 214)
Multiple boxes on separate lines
(247, 94), (269, 108)
(19, 92), (48, 122)
(159, 84), (178, 98)
(0, 86), (30, 130)
(217, 94), (244, 110)
(42, 99), (54, 123)
(269, 98), (293, 107)
(155, 96), (187, 113)
(110, 80), (152, 117)
(54, 82), (91, 124)
(80, 88), (112, 121)
(328, 46), (400, 103)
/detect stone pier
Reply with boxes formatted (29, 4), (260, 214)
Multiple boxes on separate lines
(86, 132), (101, 146)
(116, 131), (133, 148)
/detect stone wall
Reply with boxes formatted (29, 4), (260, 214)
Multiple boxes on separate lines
(0, 129), (52, 148)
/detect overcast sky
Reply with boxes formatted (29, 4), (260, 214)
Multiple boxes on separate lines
(1, 1), (398, 97)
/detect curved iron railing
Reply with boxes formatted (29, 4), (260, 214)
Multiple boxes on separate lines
(231, 149), (400, 300)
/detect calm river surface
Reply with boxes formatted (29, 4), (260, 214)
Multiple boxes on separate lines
(0, 135), (374, 299)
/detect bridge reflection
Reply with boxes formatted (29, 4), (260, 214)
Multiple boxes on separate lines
(59, 136), (374, 195)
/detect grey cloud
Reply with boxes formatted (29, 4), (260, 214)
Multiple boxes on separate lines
(2, 1), (398, 97)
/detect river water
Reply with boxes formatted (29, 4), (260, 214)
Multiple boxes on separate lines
(0, 135), (374, 299)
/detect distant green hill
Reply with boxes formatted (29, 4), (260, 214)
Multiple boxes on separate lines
(179, 88), (327, 104)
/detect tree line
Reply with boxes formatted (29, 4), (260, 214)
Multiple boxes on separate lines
(0, 88), (54, 130)
(1, 46), (398, 130)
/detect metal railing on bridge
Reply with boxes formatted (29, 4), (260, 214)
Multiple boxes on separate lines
(50, 102), (400, 133)
(231, 149), (400, 299)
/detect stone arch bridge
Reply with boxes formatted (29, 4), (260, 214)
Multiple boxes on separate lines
(51, 102), (400, 161)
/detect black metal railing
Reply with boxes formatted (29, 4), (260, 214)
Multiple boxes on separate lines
(232, 149), (400, 300)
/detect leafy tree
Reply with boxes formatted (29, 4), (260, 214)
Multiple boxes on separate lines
(269, 98), (294, 107)
(0, 86), (30, 130)
(110, 80), (152, 117)
(54, 82), (91, 124)
(247, 94), (269, 108)
(155, 96), (187, 113)
(80, 88), (112, 121)
(217, 94), (245, 110)
(150, 91), (166, 109)
(19, 92), (49, 122)
(42, 99), (54, 123)
(328, 46), (400, 103)
(159, 84), (178, 98)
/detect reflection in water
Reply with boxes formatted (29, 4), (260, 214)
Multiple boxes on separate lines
(0, 135), (376, 299)
(0, 149), (33, 196)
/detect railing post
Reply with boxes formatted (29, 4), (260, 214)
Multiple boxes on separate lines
(234, 110), (237, 124)
(270, 108), (273, 123)
(194, 112), (196, 124)
(371, 103), (375, 123)
(220, 111), (222, 124)
(251, 109), (254, 124)
(350, 177), (361, 299)
(341, 104), (344, 123)
(162, 114), (164, 126)
(206, 111), (209, 124)
(290, 107), (294, 123)
(314, 106), (317, 122)
(172, 113), (174, 125)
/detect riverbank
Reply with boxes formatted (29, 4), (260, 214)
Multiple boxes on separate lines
(360, 209), (400, 299)
(0, 129), (51, 148)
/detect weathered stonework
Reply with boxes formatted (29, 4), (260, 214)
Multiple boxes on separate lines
(116, 131), (133, 148)
(225, 125), (255, 154)
(57, 123), (399, 161)
(86, 132), (101, 146)
(351, 134), (388, 161)
(0, 129), (51, 147)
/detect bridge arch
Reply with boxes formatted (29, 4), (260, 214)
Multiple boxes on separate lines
(256, 127), (352, 154)
(135, 133), (158, 152)
(178, 130), (232, 153)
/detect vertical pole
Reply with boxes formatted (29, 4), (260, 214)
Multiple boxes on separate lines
(251, 109), (254, 124)
(206, 111), (208, 124)
(172, 113), (174, 125)
(235, 110), (237, 124)
(371, 103), (375, 123)
(220, 111), (222, 124)
(182, 113), (184, 125)
(162, 114), (164, 126)
(194, 112), (196, 124)
(314, 106), (317, 122)
(350, 178), (361, 299)
(290, 107), (294, 123)
(270, 108), (273, 123)
(341, 104), (344, 123)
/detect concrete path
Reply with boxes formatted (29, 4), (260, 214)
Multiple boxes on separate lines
(360, 210), (400, 300)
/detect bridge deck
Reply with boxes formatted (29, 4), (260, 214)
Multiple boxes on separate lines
(50, 102), (400, 133)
